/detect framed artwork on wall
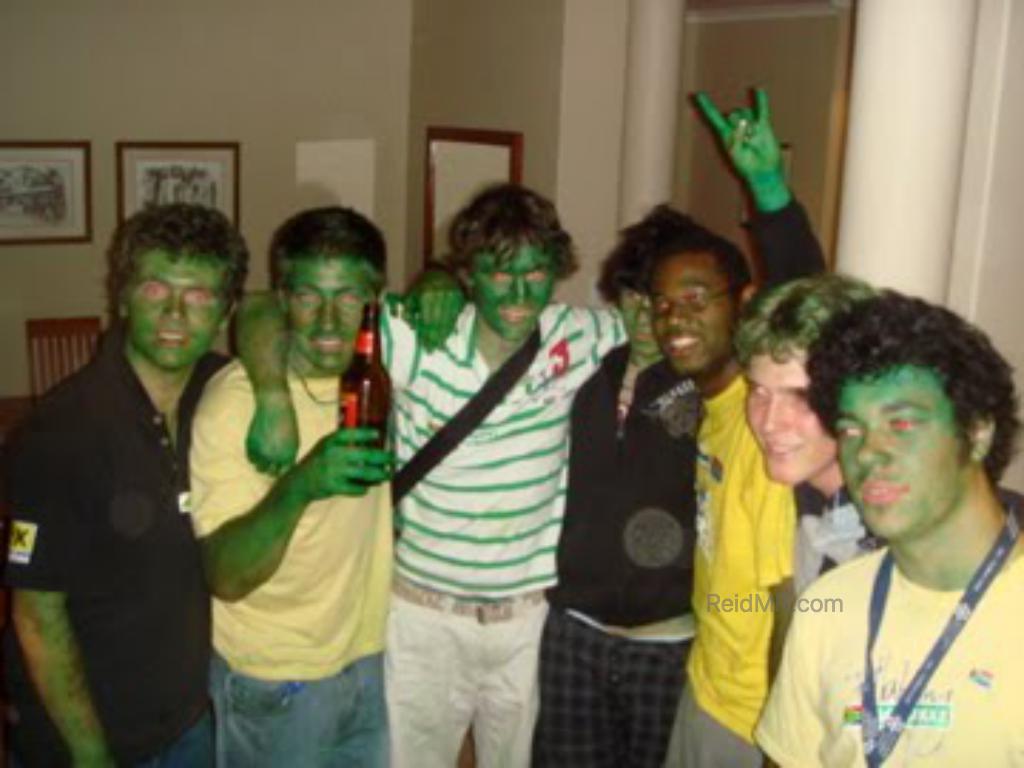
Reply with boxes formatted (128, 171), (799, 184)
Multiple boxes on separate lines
(424, 127), (523, 264)
(116, 142), (240, 224)
(0, 141), (92, 246)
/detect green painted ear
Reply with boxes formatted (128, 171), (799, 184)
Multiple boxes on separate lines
(971, 420), (995, 462)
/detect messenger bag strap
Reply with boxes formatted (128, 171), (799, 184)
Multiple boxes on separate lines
(391, 327), (541, 505)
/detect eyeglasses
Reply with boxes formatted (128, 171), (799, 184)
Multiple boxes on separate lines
(650, 286), (732, 316)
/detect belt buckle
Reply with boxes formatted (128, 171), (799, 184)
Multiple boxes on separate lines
(476, 600), (514, 625)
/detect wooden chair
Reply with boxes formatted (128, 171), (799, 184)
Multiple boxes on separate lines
(25, 316), (102, 400)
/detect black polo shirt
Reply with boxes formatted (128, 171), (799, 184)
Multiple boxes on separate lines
(3, 328), (226, 765)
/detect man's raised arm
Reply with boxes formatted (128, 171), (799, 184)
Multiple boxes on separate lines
(696, 87), (826, 285)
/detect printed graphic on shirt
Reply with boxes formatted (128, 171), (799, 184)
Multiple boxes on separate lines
(643, 379), (703, 438)
(968, 668), (994, 689)
(9, 520), (39, 565)
(525, 338), (571, 399)
(696, 489), (713, 558)
(695, 446), (721, 558)
(623, 506), (686, 568)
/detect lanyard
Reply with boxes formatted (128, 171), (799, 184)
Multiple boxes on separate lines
(861, 512), (1019, 767)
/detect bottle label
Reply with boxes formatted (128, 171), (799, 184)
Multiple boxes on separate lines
(355, 330), (374, 356)
(341, 392), (359, 428)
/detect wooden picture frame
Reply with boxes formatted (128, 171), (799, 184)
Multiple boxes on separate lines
(0, 141), (92, 245)
(116, 141), (240, 225)
(424, 127), (523, 264)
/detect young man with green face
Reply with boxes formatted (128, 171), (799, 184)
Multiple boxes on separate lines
(379, 183), (630, 767)
(188, 207), (393, 767)
(4, 204), (248, 766)
(758, 291), (1023, 766)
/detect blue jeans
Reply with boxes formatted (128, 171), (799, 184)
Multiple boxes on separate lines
(136, 710), (214, 768)
(209, 652), (388, 768)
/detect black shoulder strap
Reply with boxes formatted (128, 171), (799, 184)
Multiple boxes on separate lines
(392, 328), (541, 505)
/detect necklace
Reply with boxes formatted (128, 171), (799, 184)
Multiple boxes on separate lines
(295, 369), (337, 407)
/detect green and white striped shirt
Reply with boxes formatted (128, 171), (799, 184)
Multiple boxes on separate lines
(382, 304), (624, 598)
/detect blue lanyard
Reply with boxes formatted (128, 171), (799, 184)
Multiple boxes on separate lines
(861, 512), (1019, 766)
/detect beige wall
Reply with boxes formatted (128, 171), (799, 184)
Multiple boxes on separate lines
(405, 0), (565, 276)
(949, 0), (1024, 492)
(554, 0), (630, 307)
(674, 7), (848, 271)
(0, 0), (413, 397)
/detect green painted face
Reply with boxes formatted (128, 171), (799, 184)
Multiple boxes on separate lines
(122, 249), (229, 379)
(618, 289), (661, 368)
(835, 365), (972, 546)
(470, 244), (556, 347)
(281, 254), (379, 378)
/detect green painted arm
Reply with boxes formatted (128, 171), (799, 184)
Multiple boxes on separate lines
(200, 427), (392, 601)
(237, 291), (299, 476)
(13, 590), (116, 767)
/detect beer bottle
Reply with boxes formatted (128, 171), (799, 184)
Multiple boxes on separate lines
(340, 300), (391, 447)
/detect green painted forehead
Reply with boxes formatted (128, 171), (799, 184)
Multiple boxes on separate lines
(280, 252), (382, 287)
(839, 365), (953, 416)
(472, 243), (554, 274)
(130, 248), (229, 285)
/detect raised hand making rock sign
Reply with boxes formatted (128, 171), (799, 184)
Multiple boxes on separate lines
(695, 88), (791, 213)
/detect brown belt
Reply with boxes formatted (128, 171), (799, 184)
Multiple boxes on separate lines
(392, 574), (546, 625)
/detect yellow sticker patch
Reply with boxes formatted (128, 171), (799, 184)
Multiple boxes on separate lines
(9, 520), (38, 565)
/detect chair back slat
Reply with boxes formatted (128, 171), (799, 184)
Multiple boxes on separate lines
(25, 316), (102, 399)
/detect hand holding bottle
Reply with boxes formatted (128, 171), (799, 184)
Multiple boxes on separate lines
(287, 427), (393, 501)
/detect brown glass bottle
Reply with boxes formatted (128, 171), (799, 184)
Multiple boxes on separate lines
(340, 301), (392, 448)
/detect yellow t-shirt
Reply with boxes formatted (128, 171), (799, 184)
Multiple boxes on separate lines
(757, 548), (1024, 766)
(687, 376), (795, 742)
(190, 361), (393, 681)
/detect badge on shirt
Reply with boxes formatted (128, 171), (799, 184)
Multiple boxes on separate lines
(842, 701), (952, 730)
(178, 491), (193, 515)
(8, 520), (39, 565)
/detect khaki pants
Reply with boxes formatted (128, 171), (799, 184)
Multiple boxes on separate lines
(385, 592), (548, 768)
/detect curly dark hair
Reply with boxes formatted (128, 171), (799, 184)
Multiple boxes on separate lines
(447, 183), (576, 279)
(270, 206), (386, 289)
(623, 205), (750, 298)
(107, 203), (249, 321)
(808, 291), (1020, 482)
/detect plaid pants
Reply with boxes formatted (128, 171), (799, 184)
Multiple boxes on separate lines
(531, 608), (690, 768)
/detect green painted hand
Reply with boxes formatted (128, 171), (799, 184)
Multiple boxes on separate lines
(246, 390), (300, 477)
(401, 268), (466, 351)
(293, 427), (394, 501)
(695, 88), (791, 212)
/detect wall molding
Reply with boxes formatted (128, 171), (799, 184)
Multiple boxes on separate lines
(687, 1), (845, 24)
